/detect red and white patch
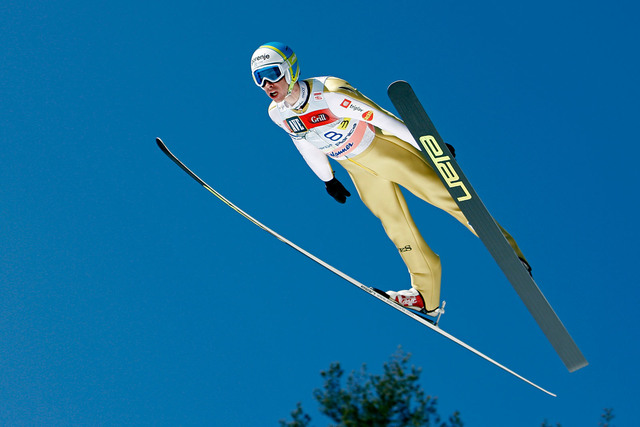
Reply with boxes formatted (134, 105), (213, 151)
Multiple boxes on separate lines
(299, 108), (339, 129)
(396, 294), (424, 309)
(362, 110), (374, 121)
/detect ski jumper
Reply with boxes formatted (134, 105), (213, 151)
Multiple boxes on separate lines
(267, 76), (525, 310)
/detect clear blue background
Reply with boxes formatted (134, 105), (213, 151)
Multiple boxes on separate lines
(2, 1), (638, 425)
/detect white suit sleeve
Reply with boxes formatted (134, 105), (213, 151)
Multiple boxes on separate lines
(268, 104), (334, 182)
(291, 137), (334, 182)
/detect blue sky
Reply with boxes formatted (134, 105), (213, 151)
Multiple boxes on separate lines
(2, 0), (638, 425)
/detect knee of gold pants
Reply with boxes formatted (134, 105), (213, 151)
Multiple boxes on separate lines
(338, 130), (526, 310)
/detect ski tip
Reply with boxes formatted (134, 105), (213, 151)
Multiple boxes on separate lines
(388, 80), (410, 90)
(156, 138), (173, 157)
(387, 80), (411, 90)
(156, 137), (168, 151)
(387, 81), (417, 101)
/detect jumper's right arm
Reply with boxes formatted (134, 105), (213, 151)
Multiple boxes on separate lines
(268, 103), (334, 182)
(267, 102), (350, 203)
(291, 137), (334, 182)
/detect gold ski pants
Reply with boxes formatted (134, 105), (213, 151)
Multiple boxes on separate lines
(337, 129), (526, 311)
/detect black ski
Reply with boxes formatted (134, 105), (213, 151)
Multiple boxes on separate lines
(387, 81), (587, 372)
(156, 137), (556, 396)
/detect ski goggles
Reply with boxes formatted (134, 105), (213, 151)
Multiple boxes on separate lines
(252, 63), (286, 87)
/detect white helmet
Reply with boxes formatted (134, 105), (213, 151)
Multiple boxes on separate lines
(250, 42), (300, 95)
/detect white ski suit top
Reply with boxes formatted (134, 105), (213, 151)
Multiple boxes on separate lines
(268, 76), (419, 181)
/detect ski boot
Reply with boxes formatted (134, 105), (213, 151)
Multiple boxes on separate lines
(383, 287), (445, 325)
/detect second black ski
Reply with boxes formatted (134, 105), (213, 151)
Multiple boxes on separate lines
(387, 81), (587, 372)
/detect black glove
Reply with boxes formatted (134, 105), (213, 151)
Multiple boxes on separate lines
(325, 177), (351, 204)
(445, 143), (456, 157)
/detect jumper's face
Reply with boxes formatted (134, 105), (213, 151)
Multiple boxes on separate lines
(261, 77), (289, 103)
